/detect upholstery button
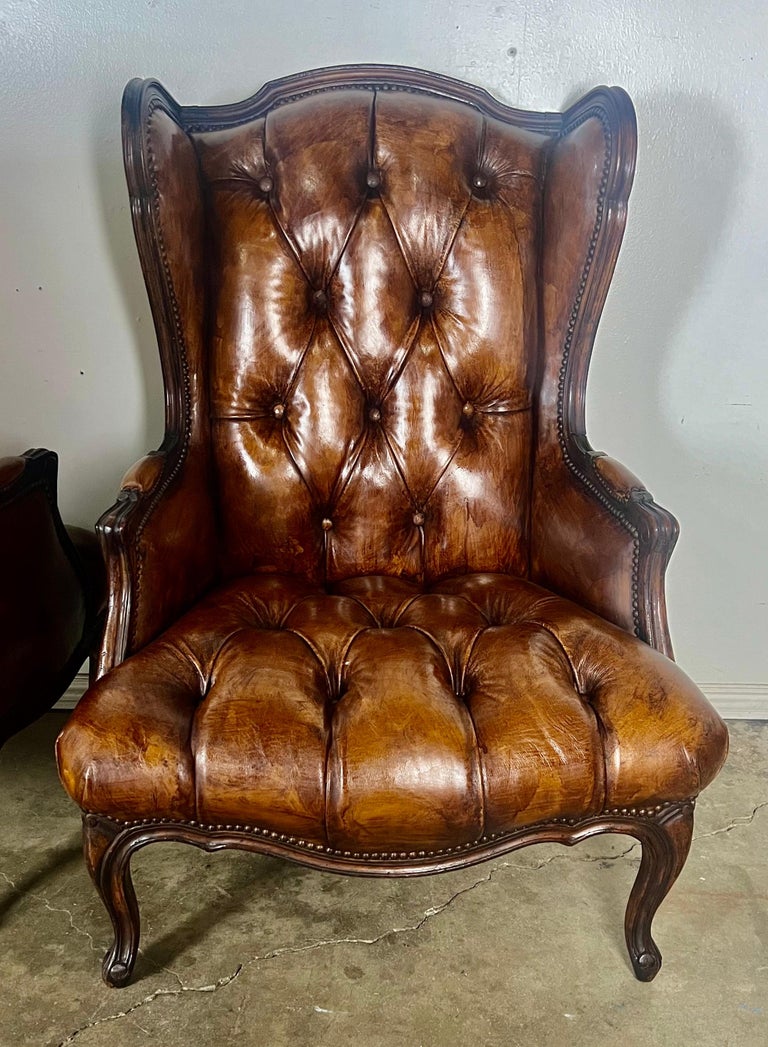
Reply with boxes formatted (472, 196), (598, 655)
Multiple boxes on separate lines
(366, 169), (381, 190)
(272, 402), (285, 419)
(368, 406), (381, 422)
(462, 402), (475, 418)
(412, 511), (425, 527)
(419, 290), (433, 309)
(321, 518), (333, 531)
(312, 288), (328, 311)
(472, 172), (489, 190)
(258, 175), (274, 194)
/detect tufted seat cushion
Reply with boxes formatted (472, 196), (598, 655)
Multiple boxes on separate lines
(57, 573), (726, 852)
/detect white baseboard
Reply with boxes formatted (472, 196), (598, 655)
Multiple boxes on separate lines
(53, 675), (768, 719)
(697, 683), (768, 720)
(55, 675), (89, 710)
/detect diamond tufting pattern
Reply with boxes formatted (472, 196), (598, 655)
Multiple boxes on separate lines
(192, 90), (543, 582)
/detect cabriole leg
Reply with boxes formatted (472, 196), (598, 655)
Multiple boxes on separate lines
(624, 803), (694, 981)
(83, 814), (140, 987)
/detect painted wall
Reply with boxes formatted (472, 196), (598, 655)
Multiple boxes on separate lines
(1, 1), (765, 689)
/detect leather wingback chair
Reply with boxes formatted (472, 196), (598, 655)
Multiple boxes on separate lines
(0, 449), (103, 748)
(56, 65), (728, 988)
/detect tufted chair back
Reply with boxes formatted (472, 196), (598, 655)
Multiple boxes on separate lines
(192, 91), (542, 584)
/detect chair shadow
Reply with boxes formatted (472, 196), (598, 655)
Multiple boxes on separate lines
(137, 841), (640, 983)
(0, 838), (83, 925)
(133, 848), (311, 980)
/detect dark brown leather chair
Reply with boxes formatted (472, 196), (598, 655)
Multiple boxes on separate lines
(56, 65), (728, 988)
(0, 449), (103, 748)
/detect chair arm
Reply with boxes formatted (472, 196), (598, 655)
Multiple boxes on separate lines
(591, 454), (648, 502)
(530, 441), (679, 658)
(119, 452), (166, 493)
(95, 443), (217, 679)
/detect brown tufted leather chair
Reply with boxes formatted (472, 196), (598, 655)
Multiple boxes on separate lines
(56, 65), (728, 988)
(0, 449), (103, 749)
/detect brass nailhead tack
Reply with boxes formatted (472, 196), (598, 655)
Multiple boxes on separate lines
(321, 518), (333, 531)
(462, 402), (475, 417)
(472, 172), (488, 189)
(368, 406), (381, 422)
(258, 175), (274, 194)
(272, 402), (285, 419)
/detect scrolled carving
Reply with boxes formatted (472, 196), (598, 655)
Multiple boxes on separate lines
(84, 801), (694, 987)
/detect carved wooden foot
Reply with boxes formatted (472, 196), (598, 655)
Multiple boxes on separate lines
(83, 814), (140, 987)
(624, 802), (694, 981)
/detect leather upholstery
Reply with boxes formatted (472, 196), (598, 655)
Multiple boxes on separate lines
(0, 450), (103, 746)
(56, 69), (727, 861)
(194, 91), (540, 586)
(58, 572), (726, 850)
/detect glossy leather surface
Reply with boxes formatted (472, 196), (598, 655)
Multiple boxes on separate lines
(57, 70), (727, 860)
(57, 572), (726, 849)
(195, 92), (541, 585)
(0, 450), (103, 746)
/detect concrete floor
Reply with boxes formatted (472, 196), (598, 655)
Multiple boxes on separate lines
(0, 715), (765, 1047)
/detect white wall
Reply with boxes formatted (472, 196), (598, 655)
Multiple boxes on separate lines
(1, 0), (766, 692)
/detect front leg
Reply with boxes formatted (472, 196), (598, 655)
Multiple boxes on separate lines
(624, 802), (694, 980)
(83, 814), (140, 987)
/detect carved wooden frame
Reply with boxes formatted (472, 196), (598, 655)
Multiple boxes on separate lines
(84, 801), (694, 987)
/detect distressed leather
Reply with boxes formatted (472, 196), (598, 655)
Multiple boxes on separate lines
(56, 77), (728, 852)
(58, 573), (726, 849)
(194, 92), (541, 584)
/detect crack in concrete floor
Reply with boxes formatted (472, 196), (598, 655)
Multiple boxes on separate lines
(693, 800), (767, 839)
(1, 871), (101, 953)
(51, 799), (766, 1046)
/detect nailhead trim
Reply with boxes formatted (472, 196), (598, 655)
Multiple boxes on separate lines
(555, 106), (642, 638)
(99, 799), (693, 863)
(186, 83), (478, 134)
(128, 99), (196, 651)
